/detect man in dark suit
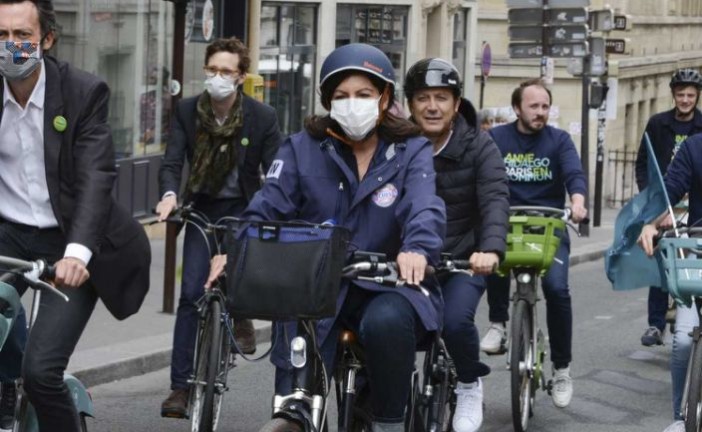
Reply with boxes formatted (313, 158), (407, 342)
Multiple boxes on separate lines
(0, 1), (151, 430)
(156, 37), (282, 417)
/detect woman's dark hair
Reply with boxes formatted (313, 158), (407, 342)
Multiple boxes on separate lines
(205, 37), (251, 74)
(0, 0), (58, 44)
(511, 78), (552, 109)
(305, 70), (421, 142)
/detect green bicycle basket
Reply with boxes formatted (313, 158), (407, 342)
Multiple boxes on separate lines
(498, 214), (566, 277)
(656, 237), (702, 307)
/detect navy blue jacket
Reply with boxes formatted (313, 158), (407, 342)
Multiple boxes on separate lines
(664, 134), (702, 227)
(635, 108), (702, 191)
(243, 130), (446, 367)
(490, 122), (587, 208)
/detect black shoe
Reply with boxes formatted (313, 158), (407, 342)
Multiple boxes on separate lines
(161, 388), (188, 419)
(641, 326), (664, 346)
(233, 319), (256, 355)
(0, 381), (17, 429)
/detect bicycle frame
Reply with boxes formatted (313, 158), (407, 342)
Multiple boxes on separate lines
(509, 268), (547, 387)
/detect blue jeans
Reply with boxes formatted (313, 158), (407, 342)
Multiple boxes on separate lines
(274, 289), (426, 423)
(441, 273), (490, 383)
(486, 234), (572, 368)
(170, 197), (245, 389)
(648, 285), (668, 331)
(671, 301), (699, 420)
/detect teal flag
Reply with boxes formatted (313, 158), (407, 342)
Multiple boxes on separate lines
(605, 133), (672, 291)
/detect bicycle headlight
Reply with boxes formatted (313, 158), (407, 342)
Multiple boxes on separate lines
(290, 336), (307, 368)
(516, 272), (532, 284)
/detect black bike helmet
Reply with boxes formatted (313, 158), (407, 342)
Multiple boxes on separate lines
(404, 58), (463, 100)
(319, 43), (395, 109)
(670, 68), (702, 90)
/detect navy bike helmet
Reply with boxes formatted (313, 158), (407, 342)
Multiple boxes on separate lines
(403, 58), (463, 100)
(670, 68), (702, 90)
(319, 43), (395, 108)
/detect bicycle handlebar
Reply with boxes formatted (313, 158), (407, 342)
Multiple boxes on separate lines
(509, 206), (589, 236)
(0, 256), (67, 302)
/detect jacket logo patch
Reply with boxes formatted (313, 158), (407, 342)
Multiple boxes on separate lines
(372, 183), (398, 208)
(267, 160), (284, 179)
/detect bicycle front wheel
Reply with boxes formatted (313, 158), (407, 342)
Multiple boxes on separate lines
(685, 337), (702, 432)
(191, 298), (224, 432)
(510, 299), (533, 432)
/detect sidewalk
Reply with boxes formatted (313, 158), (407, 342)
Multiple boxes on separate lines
(63, 207), (619, 388)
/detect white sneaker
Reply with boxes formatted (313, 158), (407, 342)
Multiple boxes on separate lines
(453, 379), (483, 432)
(662, 420), (685, 432)
(480, 322), (506, 354)
(551, 366), (573, 408)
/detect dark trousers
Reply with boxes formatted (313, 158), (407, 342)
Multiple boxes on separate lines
(441, 273), (490, 383)
(275, 288), (426, 423)
(486, 235), (572, 368)
(0, 220), (98, 432)
(170, 197), (245, 389)
(648, 285), (668, 331)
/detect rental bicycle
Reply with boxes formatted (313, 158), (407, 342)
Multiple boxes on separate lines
(498, 206), (584, 432)
(655, 226), (702, 432)
(0, 256), (93, 432)
(159, 206), (248, 432)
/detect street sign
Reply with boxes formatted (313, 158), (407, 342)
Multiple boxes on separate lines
(589, 9), (614, 32)
(481, 42), (492, 77)
(510, 24), (588, 42)
(508, 42), (544, 59)
(548, 41), (588, 57)
(605, 38), (630, 54)
(548, 8), (588, 25)
(509, 25), (543, 42)
(589, 37), (606, 76)
(508, 8), (543, 24)
(550, 24), (588, 41)
(613, 14), (632, 31)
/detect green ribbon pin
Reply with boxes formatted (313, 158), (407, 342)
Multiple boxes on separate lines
(53, 116), (67, 132)
(241, 137), (249, 146)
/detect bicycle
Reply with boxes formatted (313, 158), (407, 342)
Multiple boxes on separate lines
(498, 206), (584, 432)
(0, 255), (93, 432)
(159, 206), (249, 432)
(654, 226), (702, 432)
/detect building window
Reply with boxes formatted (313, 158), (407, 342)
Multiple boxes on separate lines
(260, 3), (318, 137)
(452, 10), (467, 79)
(336, 4), (409, 101)
(53, 0), (177, 159)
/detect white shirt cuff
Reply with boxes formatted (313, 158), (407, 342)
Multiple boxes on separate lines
(162, 191), (177, 200)
(64, 243), (93, 265)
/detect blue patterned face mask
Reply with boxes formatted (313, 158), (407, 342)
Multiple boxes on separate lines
(0, 41), (42, 81)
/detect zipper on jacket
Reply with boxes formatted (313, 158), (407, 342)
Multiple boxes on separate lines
(335, 181), (346, 226)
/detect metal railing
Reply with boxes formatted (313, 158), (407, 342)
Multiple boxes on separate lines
(606, 150), (638, 208)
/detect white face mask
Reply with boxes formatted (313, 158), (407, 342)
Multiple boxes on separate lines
(330, 97), (381, 141)
(205, 75), (237, 101)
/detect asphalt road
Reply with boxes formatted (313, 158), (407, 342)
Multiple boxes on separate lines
(85, 260), (677, 431)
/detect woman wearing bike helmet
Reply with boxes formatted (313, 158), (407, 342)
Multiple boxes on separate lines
(207, 43), (445, 432)
(405, 58), (510, 432)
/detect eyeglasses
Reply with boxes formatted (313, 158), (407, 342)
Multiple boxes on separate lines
(203, 66), (239, 80)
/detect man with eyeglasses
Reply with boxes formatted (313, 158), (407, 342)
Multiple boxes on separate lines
(157, 37), (282, 418)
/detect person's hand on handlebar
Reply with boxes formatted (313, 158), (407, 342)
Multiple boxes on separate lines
(205, 254), (227, 289)
(638, 223), (660, 257)
(156, 194), (177, 222)
(469, 252), (499, 275)
(397, 252), (427, 286)
(570, 193), (588, 223)
(54, 257), (90, 288)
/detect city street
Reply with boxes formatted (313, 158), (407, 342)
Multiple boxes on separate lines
(85, 259), (675, 431)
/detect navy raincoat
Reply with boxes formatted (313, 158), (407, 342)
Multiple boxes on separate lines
(242, 130), (446, 369)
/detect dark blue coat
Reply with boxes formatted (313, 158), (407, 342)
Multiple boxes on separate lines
(242, 130), (446, 368)
(664, 134), (702, 227)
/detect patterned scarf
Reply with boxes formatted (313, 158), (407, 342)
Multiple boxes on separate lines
(185, 91), (244, 198)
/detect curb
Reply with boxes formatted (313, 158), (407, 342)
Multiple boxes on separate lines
(76, 245), (608, 388)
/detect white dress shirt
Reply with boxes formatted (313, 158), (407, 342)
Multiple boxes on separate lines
(0, 61), (92, 264)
